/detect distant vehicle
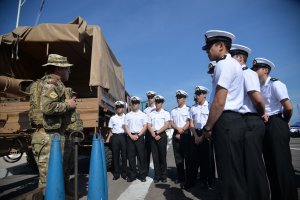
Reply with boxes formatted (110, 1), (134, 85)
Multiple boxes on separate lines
(290, 121), (300, 137)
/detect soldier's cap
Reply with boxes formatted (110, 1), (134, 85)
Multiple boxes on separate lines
(42, 54), (73, 67)
(251, 58), (275, 71)
(207, 61), (216, 74)
(194, 86), (209, 95)
(154, 95), (165, 103)
(176, 90), (188, 98)
(202, 30), (235, 50)
(115, 101), (125, 108)
(130, 96), (141, 104)
(146, 90), (156, 97)
(230, 44), (252, 57)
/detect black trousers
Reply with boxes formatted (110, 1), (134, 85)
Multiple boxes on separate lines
(126, 135), (147, 179)
(111, 134), (127, 178)
(172, 130), (192, 182)
(187, 130), (214, 186)
(144, 130), (152, 175)
(263, 115), (298, 200)
(213, 112), (247, 200)
(151, 131), (168, 180)
(243, 114), (269, 200)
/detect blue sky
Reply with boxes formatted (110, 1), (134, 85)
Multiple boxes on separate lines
(1, 0), (300, 123)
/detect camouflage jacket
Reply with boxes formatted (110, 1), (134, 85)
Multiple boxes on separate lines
(40, 74), (73, 131)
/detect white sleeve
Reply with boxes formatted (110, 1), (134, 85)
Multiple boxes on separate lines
(143, 113), (148, 125)
(273, 81), (289, 101)
(215, 61), (234, 90)
(244, 70), (260, 93)
(124, 114), (129, 125)
(147, 114), (152, 124)
(165, 111), (171, 121)
(170, 110), (175, 121)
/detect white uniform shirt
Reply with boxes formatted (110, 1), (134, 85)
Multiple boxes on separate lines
(189, 101), (209, 129)
(125, 110), (148, 133)
(260, 76), (289, 115)
(210, 54), (244, 112)
(171, 104), (190, 128)
(144, 105), (156, 116)
(108, 114), (125, 134)
(148, 109), (171, 131)
(239, 66), (261, 114)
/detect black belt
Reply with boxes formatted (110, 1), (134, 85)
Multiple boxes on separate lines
(269, 113), (283, 118)
(223, 110), (239, 114)
(113, 133), (125, 135)
(242, 112), (259, 116)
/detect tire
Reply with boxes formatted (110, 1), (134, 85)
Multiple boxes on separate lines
(105, 145), (112, 171)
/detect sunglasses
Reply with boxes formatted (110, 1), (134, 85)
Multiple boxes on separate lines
(176, 95), (186, 99)
(147, 95), (155, 99)
(195, 91), (207, 95)
(131, 101), (140, 105)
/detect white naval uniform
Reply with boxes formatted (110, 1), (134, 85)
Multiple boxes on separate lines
(144, 105), (156, 116)
(171, 104), (190, 128)
(260, 76), (289, 115)
(210, 53), (247, 200)
(148, 109), (171, 131)
(210, 53), (244, 112)
(125, 110), (148, 179)
(171, 104), (191, 182)
(108, 114), (125, 134)
(189, 101), (209, 129)
(125, 110), (148, 133)
(261, 76), (298, 199)
(240, 65), (270, 200)
(239, 65), (261, 114)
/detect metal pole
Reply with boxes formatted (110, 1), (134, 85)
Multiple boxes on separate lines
(16, 0), (21, 27)
(74, 137), (79, 200)
(16, 0), (26, 28)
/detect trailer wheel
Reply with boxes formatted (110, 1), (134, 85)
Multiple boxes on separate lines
(105, 145), (112, 171)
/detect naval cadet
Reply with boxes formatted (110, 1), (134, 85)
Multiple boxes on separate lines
(144, 90), (157, 175)
(201, 30), (247, 200)
(185, 86), (214, 190)
(252, 58), (297, 200)
(125, 96), (148, 182)
(171, 90), (191, 185)
(147, 95), (170, 183)
(230, 44), (270, 200)
(108, 101), (127, 180)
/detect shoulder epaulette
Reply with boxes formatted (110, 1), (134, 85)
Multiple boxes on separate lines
(242, 66), (248, 70)
(270, 78), (278, 82)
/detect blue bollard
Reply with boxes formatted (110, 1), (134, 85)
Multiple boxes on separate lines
(100, 138), (108, 200)
(45, 133), (65, 200)
(88, 133), (105, 200)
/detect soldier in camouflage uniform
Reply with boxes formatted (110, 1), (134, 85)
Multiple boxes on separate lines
(29, 54), (82, 191)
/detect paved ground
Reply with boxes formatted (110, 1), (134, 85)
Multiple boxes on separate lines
(1, 136), (300, 200)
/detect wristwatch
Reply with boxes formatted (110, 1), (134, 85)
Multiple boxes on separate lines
(203, 125), (212, 132)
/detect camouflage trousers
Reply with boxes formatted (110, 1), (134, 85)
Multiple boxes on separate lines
(31, 128), (74, 188)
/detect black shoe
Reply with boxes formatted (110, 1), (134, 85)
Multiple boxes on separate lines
(141, 178), (146, 182)
(113, 176), (120, 180)
(153, 179), (159, 183)
(161, 178), (167, 183)
(127, 178), (136, 182)
(183, 182), (194, 190)
(121, 174), (127, 180)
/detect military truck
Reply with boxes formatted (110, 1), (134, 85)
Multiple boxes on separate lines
(0, 17), (130, 170)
